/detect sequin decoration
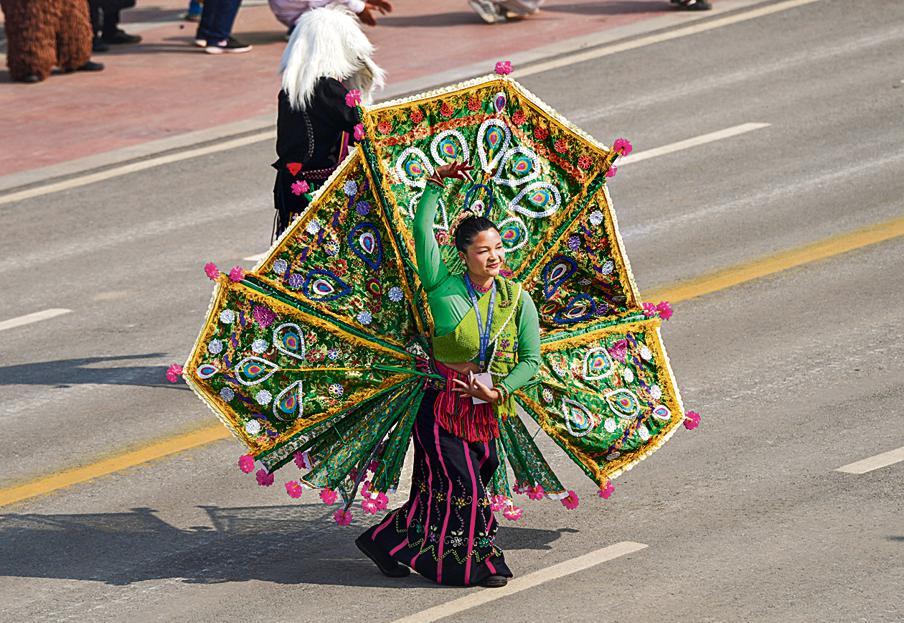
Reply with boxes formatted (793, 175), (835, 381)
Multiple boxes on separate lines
(302, 269), (351, 302)
(430, 130), (470, 165)
(651, 404), (671, 421)
(582, 347), (614, 380)
(605, 388), (640, 419)
(272, 380), (303, 422)
(348, 223), (384, 270)
(234, 356), (279, 386)
(395, 147), (434, 188)
(541, 256), (577, 299)
(497, 216), (529, 252)
(196, 363), (219, 379)
(509, 182), (561, 219)
(272, 322), (305, 361)
(493, 91), (507, 114)
(476, 119), (511, 172)
(561, 398), (599, 438)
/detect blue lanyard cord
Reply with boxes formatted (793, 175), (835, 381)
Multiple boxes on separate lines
(464, 275), (495, 369)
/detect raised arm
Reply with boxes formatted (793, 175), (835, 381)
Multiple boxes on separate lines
(413, 182), (449, 292)
(496, 289), (542, 398)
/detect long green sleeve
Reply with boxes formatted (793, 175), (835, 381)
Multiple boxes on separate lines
(413, 183), (449, 292)
(496, 289), (542, 395)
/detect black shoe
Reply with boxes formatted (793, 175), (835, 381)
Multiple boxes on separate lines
(102, 29), (142, 45)
(19, 74), (43, 83)
(479, 574), (508, 588)
(204, 36), (253, 54)
(355, 534), (410, 578)
(92, 37), (110, 52)
(77, 61), (105, 72)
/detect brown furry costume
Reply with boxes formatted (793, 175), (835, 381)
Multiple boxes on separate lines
(1, 0), (92, 81)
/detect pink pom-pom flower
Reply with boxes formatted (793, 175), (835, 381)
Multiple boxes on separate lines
(561, 490), (580, 510)
(345, 89), (362, 108)
(612, 137), (633, 156)
(334, 508), (353, 526)
(204, 262), (220, 281)
(526, 485), (545, 501)
(373, 491), (389, 511)
(256, 468), (274, 487)
(320, 488), (338, 505)
(285, 480), (303, 499)
(598, 480), (615, 499)
(290, 180), (309, 196)
(165, 363), (183, 383)
(228, 265), (244, 282)
(494, 60), (513, 75)
(490, 495), (509, 512)
(657, 301), (673, 320)
(605, 165), (618, 178)
(238, 454), (255, 474)
(512, 482), (527, 495)
(503, 505), (523, 521)
(642, 302), (658, 318)
(353, 123), (365, 141)
(684, 410), (701, 430)
(361, 497), (379, 515)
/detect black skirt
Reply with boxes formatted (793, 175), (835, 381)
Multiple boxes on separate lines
(360, 390), (512, 586)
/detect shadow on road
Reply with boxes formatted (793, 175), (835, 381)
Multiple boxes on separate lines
(0, 353), (186, 390)
(0, 505), (577, 586)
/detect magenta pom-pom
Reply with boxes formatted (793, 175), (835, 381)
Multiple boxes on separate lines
(684, 410), (701, 430)
(612, 137), (633, 156)
(526, 485), (545, 501)
(344, 89), (362, 108)
(228, 266), (244, 282)
(561, 490), (580, 510)
(605, 165), (618, 178)
(238, 454), (255, 474)
(598, 480), (615, 499)
(204, 262), (220, 280)
(256, 468), (274, 487)
(494, 60), (513, 75)
(333, 508), (353, 526)
(503, 505), (523, 521)
(353, 123), (365, 141)
(320, 488), (338, 505)
(285, 480), (303, 499)
(165, 363), (184, 383)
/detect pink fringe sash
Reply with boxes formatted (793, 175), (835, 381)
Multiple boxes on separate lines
(432, 361), (499, 443)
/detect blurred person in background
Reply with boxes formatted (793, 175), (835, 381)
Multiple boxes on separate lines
(271, 3), (384, 238)
(268, 0), (392, 40)
(468, 0), (541, 24)
(88, 0), (142, 52)
(183, 0), (203, 21)
(1, 0), (104, 83)
(194, 0), (252, 53)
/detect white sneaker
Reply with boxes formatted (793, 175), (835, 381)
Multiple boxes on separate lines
(204, 37), (253, 54)
(194, 38), (207, 47)
(468, 0), (505, 24)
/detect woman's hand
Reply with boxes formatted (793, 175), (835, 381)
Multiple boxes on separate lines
(435, 161), (474, 182)
(451, 371), (500, 404)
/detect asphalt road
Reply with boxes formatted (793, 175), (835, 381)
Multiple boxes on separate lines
(1, 0), (903, 621)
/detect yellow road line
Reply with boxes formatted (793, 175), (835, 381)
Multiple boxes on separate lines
(644, 216), (904, 303)
(2, 214), (903, 508)
(0, 425), (228, 507)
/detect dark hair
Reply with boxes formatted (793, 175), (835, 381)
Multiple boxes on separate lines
(454, 215), (498, 253)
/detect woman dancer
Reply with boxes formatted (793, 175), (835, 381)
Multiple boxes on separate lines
(357, 161), (542, 588)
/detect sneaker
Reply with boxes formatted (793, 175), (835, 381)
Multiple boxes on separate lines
(182, 11), (202, 22)
(194, 38), (207, 47)
(204, 37), (253, 54)
(102, 29), (142, 45)
(468, 0), (506, 24)
(671, 0), (712, 9)
(76, 61), (105, 72)
(92, 37), (110, 52)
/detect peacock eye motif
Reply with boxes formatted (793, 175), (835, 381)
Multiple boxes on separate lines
(561, 398), (599, 438)
(302, 269), (351, 302)
(430, 130), (470, 165)
(509, 182), (561, 219)
(272, 323), (305, 361)
(496, 216), (529, 252)
(395, 147), (434, 188)
(272, 380), (303, 422)
(234, 356), (279, 386)
(541, 255), (577, 299)
(582, 347), (614, 380)
(476, 119), (511, 172)
(553, 294), (595, 325)
(348, 222), (384, 270)
(493, 146), (541, 187)
(605, 388), (641, 419)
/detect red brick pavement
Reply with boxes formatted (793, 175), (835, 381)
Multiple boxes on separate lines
(0, 0), (674, 178)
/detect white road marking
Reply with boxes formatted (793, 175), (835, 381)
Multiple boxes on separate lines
(0, 308), (72, 332)
(835, 446), (904, 474)
(516, 0), (824, 78)
(0, 131), (276, 208)
(391, 541), (648, 623)
(620, 123), (770, 166)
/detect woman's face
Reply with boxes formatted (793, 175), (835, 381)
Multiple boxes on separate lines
(459, 228), (505, 280)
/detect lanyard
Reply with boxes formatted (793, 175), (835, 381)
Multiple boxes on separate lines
(464, 275), (495, 369)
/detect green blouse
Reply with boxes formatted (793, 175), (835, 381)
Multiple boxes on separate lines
(413, 182), (542, 397)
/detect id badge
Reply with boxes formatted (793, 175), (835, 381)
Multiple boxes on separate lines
(471, 372), (494, 405)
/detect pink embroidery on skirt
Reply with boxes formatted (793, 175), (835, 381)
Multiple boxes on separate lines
(432, 361), (500, 443)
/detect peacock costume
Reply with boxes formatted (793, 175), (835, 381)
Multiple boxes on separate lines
(183, 65), (699, 584)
